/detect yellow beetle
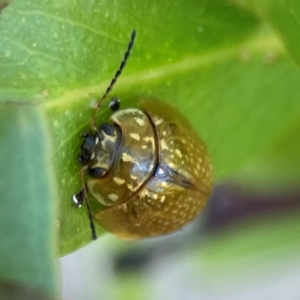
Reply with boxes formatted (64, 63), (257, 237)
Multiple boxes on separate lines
(73, 30), (213, 240)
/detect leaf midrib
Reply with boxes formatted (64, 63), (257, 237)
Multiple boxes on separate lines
(45, 28), (284, 110)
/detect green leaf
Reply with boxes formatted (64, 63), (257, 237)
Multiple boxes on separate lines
(1, 0), (299, 259)
(249, 0), (300, 65)
(0, 106), (57, 296)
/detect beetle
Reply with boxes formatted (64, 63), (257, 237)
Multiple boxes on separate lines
(73, 29), (213, 240)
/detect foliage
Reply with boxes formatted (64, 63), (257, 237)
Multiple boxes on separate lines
(0, 0), (300, 296)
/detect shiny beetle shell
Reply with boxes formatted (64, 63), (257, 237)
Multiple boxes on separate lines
(84, 99), (213, 240)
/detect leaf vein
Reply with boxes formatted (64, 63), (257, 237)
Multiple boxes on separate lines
(12, 8), (124, 44)
(4, 36), (87, 73)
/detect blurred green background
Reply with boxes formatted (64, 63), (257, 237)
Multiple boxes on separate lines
(0, 0), (300, 299)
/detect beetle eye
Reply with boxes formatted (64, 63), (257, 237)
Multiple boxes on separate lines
(81, 136), (96, 160)
(99, 123), (115, 136)
(81, 136), (96, 150)
(88, 167), (106, 178)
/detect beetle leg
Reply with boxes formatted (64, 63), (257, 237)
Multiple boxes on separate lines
(81, 131), (90, 138)
(72, 166), (97, 240)
(77, 154), (84, 165)
(72, 189), (85, 208)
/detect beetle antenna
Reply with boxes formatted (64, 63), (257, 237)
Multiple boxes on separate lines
(91, 29), (136, 130)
